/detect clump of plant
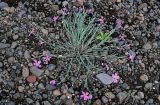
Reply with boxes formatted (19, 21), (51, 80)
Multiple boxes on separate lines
(51, 10), (117, 88)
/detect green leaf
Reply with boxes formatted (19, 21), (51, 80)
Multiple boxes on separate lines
(96, 32), (110, 41)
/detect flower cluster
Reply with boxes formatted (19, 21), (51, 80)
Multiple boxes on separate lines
(33, 54), (51, 68)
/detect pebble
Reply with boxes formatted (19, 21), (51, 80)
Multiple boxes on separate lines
(22, 67), (29, 78)
(13, 93), (20, 99)
(24, 50), (31, 59)
(158, 95), (160, 102)
(117, 91), (128, 104)
(143, 43), (152, 50)
(144, 83), (153, 90)
(137, 92), (144, 99)
(13, 35), (19, 40)
(51, 4), (59, 11)
(53, 90), (61, 96)
(140, 74), (149, 82)
(116, 0), (121, 2)
(0, 62), (3, 67)
(96, 73), (113, 85)
(65, 99), (73, 105)
(102, 96), (108, 103)
(105, 92), (115, 99)
(26, 75), (36, 83)
(93, 99), (102, 105)
(46, 84), (56, 91)
(26, 98), (34, 104)
(146, 98), (154, 104)
(62, 1), (68, 6)
(0, 2), (9, 9)
(18, 86), (24, 92)
(8, 57), (15, 63)
(30, 66), (44, 77)
(138, 3), (148, 10)
(0, 43), (10, 49)
(43, 101), (51, 105)
(8, 101), (15, 105)
(38, 83), (45, 89)
(11, 42), (17, 49)
(41, 29), (48, 35)
(48, 64), (56, 71)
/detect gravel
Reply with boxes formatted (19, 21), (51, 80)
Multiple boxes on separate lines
(30, 66), (44, 77)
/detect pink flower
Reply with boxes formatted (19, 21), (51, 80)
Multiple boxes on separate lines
(50, 80), (56, 85)
(112, 73), (120, 83)
(61, 7), (69, 15)
(43, 54), (51, 64)
(80, 91), (92, 101)
(128, 53), (135, 62)
(96, 16), (104, 25)
(102, 63), (109, 71)
(29, 28), (36, 36)
(118, 34), (126, 41)
(116, 19), (123, 29)
(52, 16), (59, 23)
(33, 59), (42, 68)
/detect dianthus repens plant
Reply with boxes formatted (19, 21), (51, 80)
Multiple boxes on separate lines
(50, 10), (116, 88)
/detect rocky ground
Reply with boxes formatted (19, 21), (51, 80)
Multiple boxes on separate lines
(0, 0), (160, 105)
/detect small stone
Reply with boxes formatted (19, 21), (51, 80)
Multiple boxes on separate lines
(38, 83), (45, 89)
(105, 92), (115, 99)
(143, 43), (152, 50)
(8, 101), (15, 105)
(53, 90), (61, 96)
(8, 57), (15, 63)
(13, 35), (19, 40)
(140, 74), (149, 82)
(65, 99), (73, 105)
(137, 92), (144, 99)
(26, 98), (34, 104)
(145, 83), (153, 90)
(22, 67), (29, 78)
(13, 93), (20, 99)
(0, 43), (10, 49)
(11, 42), (18, 49)
(138, 3), (148, 10)
(41, 29), (48, 35)
(30, 66), (44, 77)
(24, 50), (31, 59)
(102, 96), (108, 104)
(18, 86), (24, 92)
(26, 75), (36, 83)
(96, 73), (113, 85)
(48, 64), (56, 71)
(0, 62), (3, 67)
(116, 0), (121, 2)
(93, 99), (102, 105)
(51, 5), (59, 11)
(46, 84), (56, 91)
(43, 101), (51, 105)
(117, 91), (128, 104)
(0, 2), (9, 9)
(62, 1), (68, 6)
(158, 95), (160, 102)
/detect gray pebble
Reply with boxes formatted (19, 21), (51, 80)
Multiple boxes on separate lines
(143, 43), (152, 50)
(8, 101), (15, 105)
(48, 64), (56, 71)
(0, 43), (10, 49)
(0, 62), (3, 67)
(38, 83), (45, 89)
(102, 96), (108, 104)
(96, 73), (113, 85)
(8, 57), (15, 63)
(26, 98), (34, 104)
(0, 2), (9, 9)
(138, 92), (144, 99)
(117, 91), (128, 104)
(43, 101), (51, 105)
(13, 35), (19, 40)
(11, 42), (17, 49)
(145, 83), (153, 90)
(105, 92), (115, 99)
(46, 84), (56, 91)
(24, 50), (31, 59)
(30, 66), (44, 77)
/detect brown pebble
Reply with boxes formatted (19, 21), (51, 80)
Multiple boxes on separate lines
(27, 75), (36, 83)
